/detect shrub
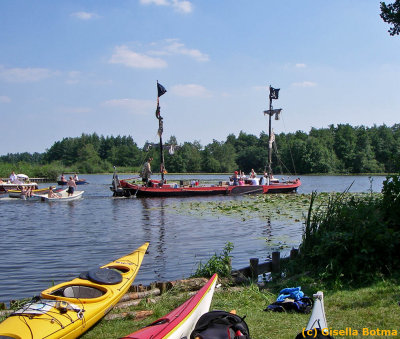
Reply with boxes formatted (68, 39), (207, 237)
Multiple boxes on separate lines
(297, 175), (400, 285)
(192, 242), (234, 278)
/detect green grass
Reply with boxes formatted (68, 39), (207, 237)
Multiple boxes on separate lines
(80, 278), (400, 339)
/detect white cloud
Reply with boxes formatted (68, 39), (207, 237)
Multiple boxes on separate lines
(71, 11), (98, 20)
(0, 95), (11, 103)
(171, 84), (211, 97)
(103, 98), (154, 114)
(66, 71), (82, 85)
(295, 63), (307, 68)
(292, 81), (317, 87)
(164, 39), (208, 62)
(0, 65), (56, 83)
(149, 39), (209, 62)
(172, 0), (193, 13)
(140, 0), (193, 13)
(109, 45), (167, 69)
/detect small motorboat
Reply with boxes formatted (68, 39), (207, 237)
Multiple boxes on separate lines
(8, 186), (58, 199)
(0, 174), (38, 193)
(32, 189), (84, 202)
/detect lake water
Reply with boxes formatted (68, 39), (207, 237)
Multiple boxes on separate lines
(0, 174), (387, 305)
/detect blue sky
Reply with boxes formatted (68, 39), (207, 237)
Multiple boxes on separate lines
(1, 0), (399, 155)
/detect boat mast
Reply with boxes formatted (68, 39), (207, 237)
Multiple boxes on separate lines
(264, 85), (281, 178)
(156, 81), (167, 183)
(267, 92), (273, 177)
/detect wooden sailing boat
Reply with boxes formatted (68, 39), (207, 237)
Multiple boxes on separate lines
(111, 83), (300, 197)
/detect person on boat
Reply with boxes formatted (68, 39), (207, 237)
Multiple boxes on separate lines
(141, 157), (153, 186)
(73, 173), (79, 182)
(231, 171), (239, 186)
(250, 169), (257, 178)
(9, 171), (17, 183)
(26, 186), (33, 198)
(48, 186), (60, 199)
(67, 176), (77, 197)
(19, 186), (27, 200)
(260, 173), (267, 185)
(60, 174), (66, 182)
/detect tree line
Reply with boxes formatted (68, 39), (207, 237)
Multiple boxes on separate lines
(1, 123), (399, 176)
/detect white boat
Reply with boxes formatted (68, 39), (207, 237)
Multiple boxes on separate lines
(295, 291), (331, 339)
(32, 189), (84, 202)
(8, 186), (57, 199)
(0, 174), (38, 193)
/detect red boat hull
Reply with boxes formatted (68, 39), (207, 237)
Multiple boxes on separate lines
(115, 179), (301, 197)
(122, 274), (218, 339)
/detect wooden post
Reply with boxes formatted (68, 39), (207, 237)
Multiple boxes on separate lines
(156, 282), (168, 294)
(290, 248), (298, 259)
(249, 258), (259, 281)
(272, 251), (280, 273)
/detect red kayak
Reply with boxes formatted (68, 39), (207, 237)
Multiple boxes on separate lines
(122, 274), (218, 339)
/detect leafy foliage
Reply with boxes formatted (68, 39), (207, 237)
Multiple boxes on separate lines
(1, 123), (400, 176)
(381, 0), (400, 36)
(296, 174), (400, 285)
(192, 242), (234, 278)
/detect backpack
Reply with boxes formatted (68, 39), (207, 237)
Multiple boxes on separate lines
(265, 287), (313, 314)
(265, 296), (313, 314)
(190, 310), (251, 339)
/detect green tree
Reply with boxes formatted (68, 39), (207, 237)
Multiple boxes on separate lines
(380, 0), (400, 36)
(201, 140), (237, 173)
(333, 124), (357, 172)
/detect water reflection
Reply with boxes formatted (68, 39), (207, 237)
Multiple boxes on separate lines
(140, 198), (167, 280)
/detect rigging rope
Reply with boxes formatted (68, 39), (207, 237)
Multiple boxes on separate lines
(277, 112), (298, 175)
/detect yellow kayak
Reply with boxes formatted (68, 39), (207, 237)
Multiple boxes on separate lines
(0, 242), (149, 339)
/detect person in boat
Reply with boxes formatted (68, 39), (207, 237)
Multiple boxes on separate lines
(239, 170), (247, 179)
(73, 173), (79, 182)
(260, 172), (269, 185)
(26, 186), (33, 198)
(250, 169), (257, 178)
(19, 186), (27, 200)
(231, 171), (239, 186)
(67, 176), (77, 197)
(60, 173), (66, 182)
(9, 171), (17, 183)
(48, 186), (60, 198)
(141, 157), (153, 186)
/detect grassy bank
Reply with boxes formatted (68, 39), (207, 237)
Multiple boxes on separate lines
(79, 276), (400, 339)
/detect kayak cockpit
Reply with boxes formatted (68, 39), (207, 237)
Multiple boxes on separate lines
(50, 285), (106, 299)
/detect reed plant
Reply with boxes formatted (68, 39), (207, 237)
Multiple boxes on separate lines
(192, 242), (234, 278)
(295, 174), (400, 286)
